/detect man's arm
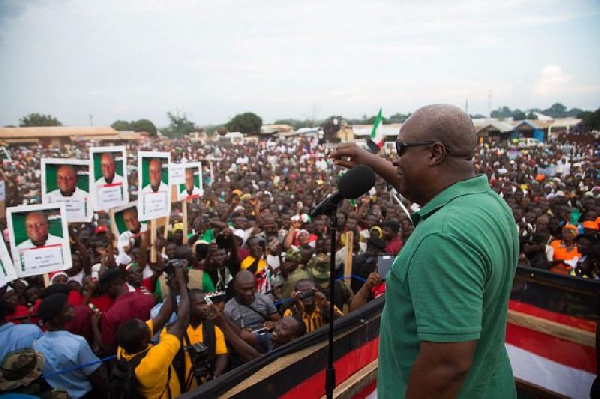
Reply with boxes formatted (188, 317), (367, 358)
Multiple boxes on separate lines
(405, 340), (477, 399)
(210, 305), (261, 361)
(349, 272), (381, 312)
(151, 290), (174, 333)
(166, 267), (190, 339)
(213, 355), (228, 379)
(330, 143), (400, 190)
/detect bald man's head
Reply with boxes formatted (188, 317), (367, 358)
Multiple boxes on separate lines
(234, 270), (256, 305)
(406, 104), (476, 159)
(25, 211), (49, 246)
(56, 165), (77, 196)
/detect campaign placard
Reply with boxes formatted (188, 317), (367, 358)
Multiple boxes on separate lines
(41, 158), (92, 223)
(177, 162), (203, 201)
(138, 151), (171, 221)
(7, 203), (72, 278)
(90, 146), (129, 211)
(0, 238), (17, 287)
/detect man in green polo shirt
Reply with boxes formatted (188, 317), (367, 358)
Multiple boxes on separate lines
(331, 104), (518, 398)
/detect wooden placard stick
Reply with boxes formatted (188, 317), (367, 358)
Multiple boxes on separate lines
(344, 230), (354, 291)
(43, 273), (50, 288)
(150, 219), (157, 263)
(161, 216), (169, 255)
(182, 199), (188, 244)
(108, 209), (119, 247)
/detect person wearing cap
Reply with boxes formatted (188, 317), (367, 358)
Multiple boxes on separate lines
(331, 105), (518, 398)
(0, 348), (49, 396)
(34, 293), (106, 398)
(0, 297), (43, 362)
(549, 224), (581, 274)
(98, 268), (156, 353)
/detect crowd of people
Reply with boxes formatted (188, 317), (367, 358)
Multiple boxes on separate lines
(0, 126), (599, 398)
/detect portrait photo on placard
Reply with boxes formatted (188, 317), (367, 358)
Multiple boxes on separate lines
(178, 163), (203, 201)
(41, 158), (92, 223)
(0, 238), (17, 287)
(111, 202), (148, 258)
(138, 151), (171, 221)
(90, 146), (129, 211)
(7, 203), (72, 278)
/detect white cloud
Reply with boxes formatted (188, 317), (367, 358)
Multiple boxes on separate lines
(533, 65), (572, 96)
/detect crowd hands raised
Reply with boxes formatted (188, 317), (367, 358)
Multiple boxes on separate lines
(0, 134), (599, 398)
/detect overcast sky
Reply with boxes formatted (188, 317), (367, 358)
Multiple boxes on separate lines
(0, 0), (598, 127)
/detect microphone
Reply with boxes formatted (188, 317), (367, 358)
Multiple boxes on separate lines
(310, 164), (376, 218)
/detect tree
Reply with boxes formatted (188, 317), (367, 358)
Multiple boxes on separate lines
(112, 119), (158, 136)
(19, 113), (62, 127)
(225, 112), (262, 134)
(131, 119), (157, 136)
(513, 110), (526, 121)
(578, 108), (600, 132)
(164, 112), (196, 138)
(543, 103), (567, 118)
(111, 120), (132, 131)
(388, 113), (411, 123)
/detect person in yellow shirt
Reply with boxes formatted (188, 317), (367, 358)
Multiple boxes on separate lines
(114, 266), (190, 399)
(240, 236), (267, 275)
(283, 279), (343, 333)
(161, 289), (228, 392)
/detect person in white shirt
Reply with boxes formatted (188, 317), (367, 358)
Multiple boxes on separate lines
(95, 152), (125, 186)
(180, 168), (201, 199)
(46, 165), (89, 201)
(116, 207), (148, 263)
(16, 212), (63, 250)
(141, 158), (168, 193)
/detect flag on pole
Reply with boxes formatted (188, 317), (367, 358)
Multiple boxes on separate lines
(370, 108), (384, 148)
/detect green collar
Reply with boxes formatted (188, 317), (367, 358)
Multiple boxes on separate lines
(412, 175), (489, 226)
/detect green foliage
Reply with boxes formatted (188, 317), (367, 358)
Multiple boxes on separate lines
(513, 110), (526, 121)
(111, 119), (158, 136)
(491, 103), (588, 120)
(388, 113), (411, 123)
(578, 108), (600, 132)
(526, 111), (538, 120)
(164, 112), (196, 138)
(225, 112), (262, 134)
(19, 113), (62, 127)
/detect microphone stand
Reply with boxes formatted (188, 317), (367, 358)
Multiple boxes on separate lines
(326, 213), (337, 399)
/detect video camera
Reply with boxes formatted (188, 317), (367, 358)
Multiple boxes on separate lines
(165, 258), (186, 275)
(184, 342), (211, 380)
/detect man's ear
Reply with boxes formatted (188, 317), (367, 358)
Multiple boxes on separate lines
(429, 143), (446, 165)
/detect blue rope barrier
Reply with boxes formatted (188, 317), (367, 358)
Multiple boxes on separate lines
(43, 355), (116, 378)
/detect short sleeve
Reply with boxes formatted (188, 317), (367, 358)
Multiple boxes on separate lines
(214, 327), (228, 355)
(408, 233), (485, 342)
(77, 339), (101, 376)
(262, 295), (277, 316)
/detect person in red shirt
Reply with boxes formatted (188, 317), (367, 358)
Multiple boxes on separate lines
(98, 269), (156, 353)
(382, 220), (403, 255)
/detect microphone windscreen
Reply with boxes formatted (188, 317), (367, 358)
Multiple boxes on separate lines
(337, 164), (376, 199)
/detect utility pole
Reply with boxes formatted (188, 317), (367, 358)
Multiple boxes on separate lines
(488, 90), (492, 118)
(89, 114), (93, 126)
